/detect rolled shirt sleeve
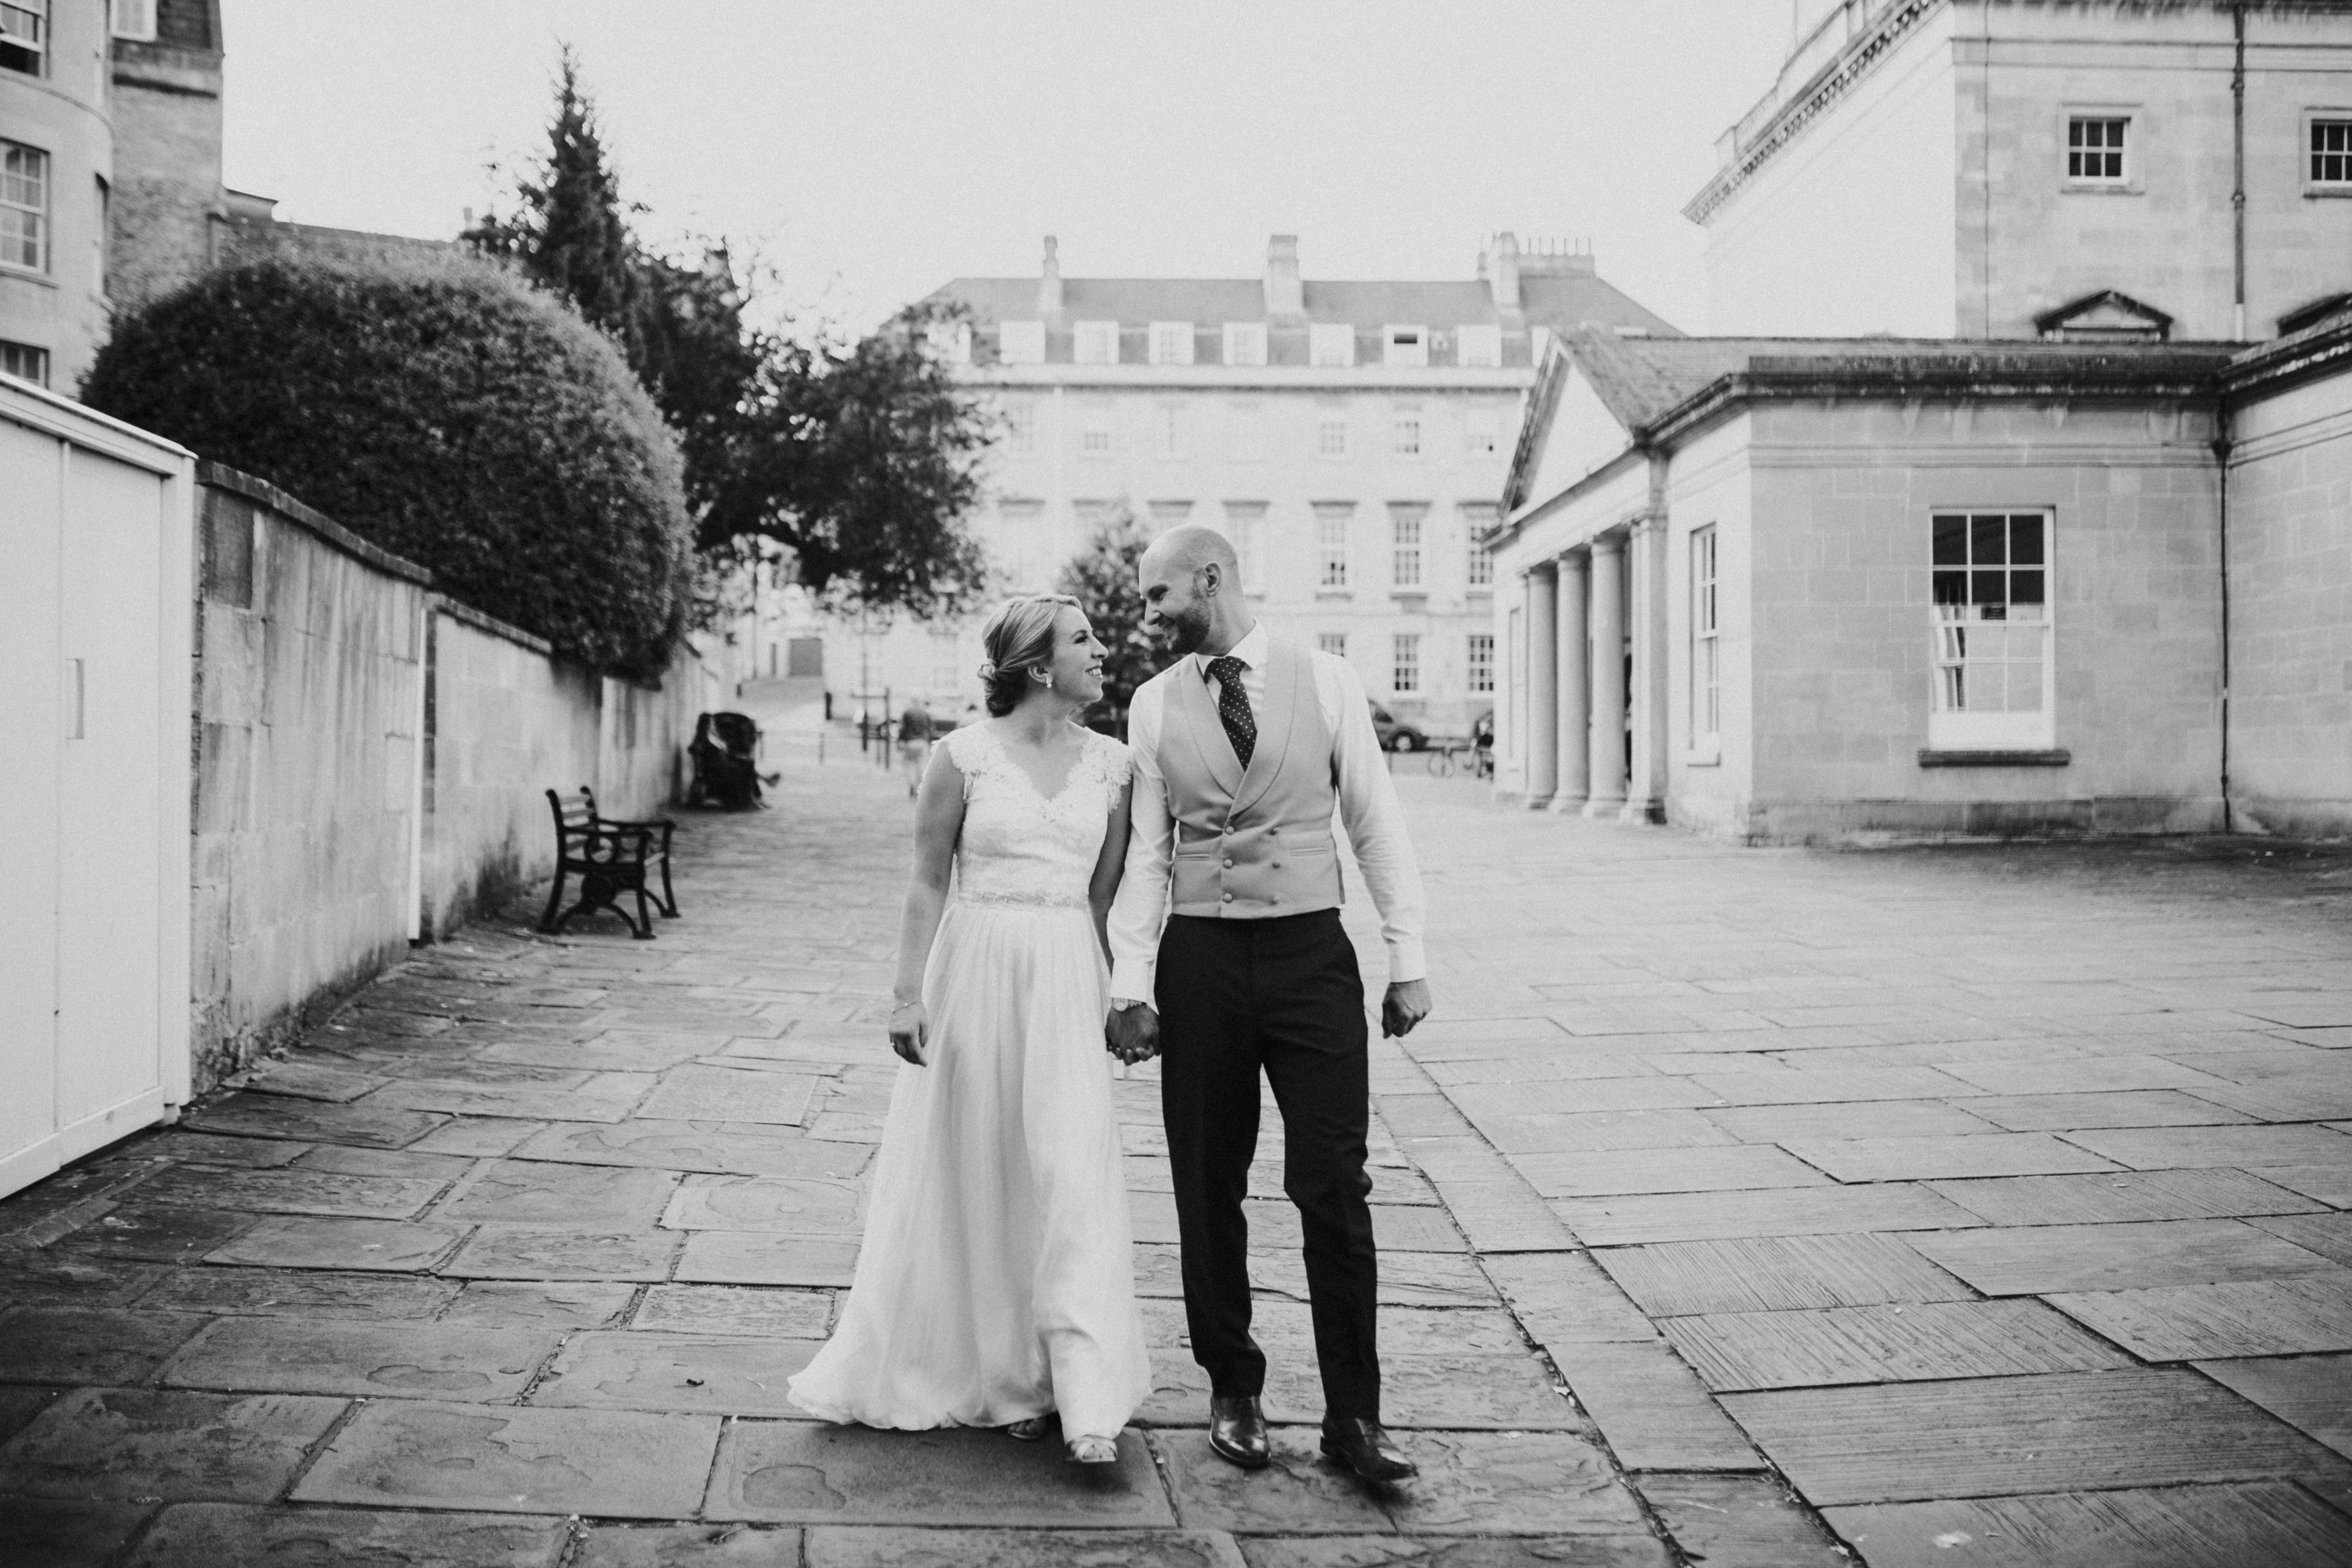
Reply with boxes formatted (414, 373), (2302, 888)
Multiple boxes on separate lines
(1323, 655), (1429, 985)
(1107, 680), (1173, 1003)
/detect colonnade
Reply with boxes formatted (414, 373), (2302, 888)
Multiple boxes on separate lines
(1517, 520), (1661, 822)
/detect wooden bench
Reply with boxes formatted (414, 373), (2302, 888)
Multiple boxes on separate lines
(539, 786), (678, 940)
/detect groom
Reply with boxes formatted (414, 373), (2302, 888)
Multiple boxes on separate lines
(1106, 525), (1431, 1483)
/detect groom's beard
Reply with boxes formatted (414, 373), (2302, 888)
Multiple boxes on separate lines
(1160, 603), (1212, 657)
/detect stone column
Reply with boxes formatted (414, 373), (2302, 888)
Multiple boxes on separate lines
(1583, 533), (1629, 817)
(1523, 564), (1558, 808)
(1551, 551), (1590, 812)
(1622, 516), (1669, 824)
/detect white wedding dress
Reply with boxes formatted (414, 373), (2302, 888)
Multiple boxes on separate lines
(787, 722), (1152, 1437)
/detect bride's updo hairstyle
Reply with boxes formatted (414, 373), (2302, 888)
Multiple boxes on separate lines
(975, 593), (1082, 716)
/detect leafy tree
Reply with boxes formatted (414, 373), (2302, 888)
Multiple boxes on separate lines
(698, 299), (993, 620)
(1057, 501), (1163, 719)
(84, 252), (692, 679)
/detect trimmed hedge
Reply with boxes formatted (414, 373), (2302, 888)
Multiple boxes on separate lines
(85, 250), (691, 678)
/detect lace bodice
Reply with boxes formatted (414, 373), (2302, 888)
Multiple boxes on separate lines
(939, 723), (1131, 910)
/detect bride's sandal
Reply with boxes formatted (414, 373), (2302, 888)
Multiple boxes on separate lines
(1067, 1434), (1118, 1465)
(1005, 1415), (1054, 1442)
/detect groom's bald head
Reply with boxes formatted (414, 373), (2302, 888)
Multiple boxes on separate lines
(1138, 524), (1247, 657)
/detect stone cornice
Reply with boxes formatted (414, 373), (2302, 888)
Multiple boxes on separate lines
(1683, 0), (1946, 227)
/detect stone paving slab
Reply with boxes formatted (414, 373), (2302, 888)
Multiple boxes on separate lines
(1485, 1253), (1657, 1344)
(1783, 1132), (2121, 1182)
(1722, 1368), (2352, 1504)
(56, 1201), (255, 1264)
(1511, 1144), (1828, 1198)
(0, 1388), (346, 1500)
(130, 1164), (449, 1219)
(1699, 1100), (2003, 1142)
(0, 1252), (160, 1310)
(443, 1280), (637, 1328)
(122, 1503), (571, 1568)
(673, 1231), (858, 1286)
(1595, 1233), (1971, 1316)
(2259, 1163), (2352, 1205)
(661, 1173), (866, 1235)
(295, 1400), (722, 1517)
(632, 1282), (835, 1337)
(574, 1523), (806, 1568)
(182, 1093), (448, 1148)
(1152, 1427), (1393, 1534)
(1637, 1474), (1849, 1567)
(1822, 1480), (2352, 1568)
(511, 1120), (873, 1179)
(0, 1385), (56, 1443)
(530, 1330), (823, 1414)
(438, 1226), (681, 1281)
(1912, 1218), (2342, 1295)
(143, 1130), (310, 1168)
(0, 1498), (154, 1568)
(2047, 1271), (2352, 1359)
(801, 1527), (1245, 1568)
(207, 1214), (466, 1273)
(1661, 1300), (2131, 1391)
(0, 1306), (209, 1385)
(1546, 1340), (1763, 1472)
(368, 1073), (656, 1124)
(1237, 1534), (1668, 1567)
(2195, 1352), (2352, 1458)
(1935, 1056), (2241, 1096)
(1382, 1429), (1659, 1533)
(707, 1421), (1172, 1526)
(1690, 1067), (1985, 1105)
(2249, 1210), (2352, 1266)
(438, 1160), (683, 1229)
(636, 1065), (821, 1125)
(161, 1316), (552, 1401)
(1553, 1184), (1983, 1246)
(1925, 1168), (2329, 1227)
(1960, 1089), (2259, 1130)
(2058, 1123), (2352, 1169)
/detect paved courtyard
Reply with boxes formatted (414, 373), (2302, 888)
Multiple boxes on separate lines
(4, 750), (2352, 1567)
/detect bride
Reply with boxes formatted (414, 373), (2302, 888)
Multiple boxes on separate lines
(787, 594), (1154, 1464)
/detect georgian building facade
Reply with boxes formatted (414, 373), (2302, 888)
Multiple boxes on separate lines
(794, 234), (1673, 733)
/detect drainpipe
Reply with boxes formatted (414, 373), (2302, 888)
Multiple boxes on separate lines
(2232, 1), (2248, 341)
(2212, 407), (2234, 834)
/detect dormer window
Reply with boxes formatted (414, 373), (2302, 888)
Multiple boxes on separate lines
(1222, 322), (1267, 367)
(1383, 326), (1428, 368)
(1073, 321), (1120, 365)
(1148, 321), (1195, 367)
(998, 320), (1045, 365)
(1308, 323), (1355, 368)
(2033, 289), (2171, 344)
(1456, 325), (1502, 368)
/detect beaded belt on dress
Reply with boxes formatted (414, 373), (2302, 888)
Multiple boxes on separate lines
(959, 890), (1088, 911)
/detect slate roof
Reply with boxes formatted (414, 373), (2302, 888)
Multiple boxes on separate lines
(926, 270), (1678, 336)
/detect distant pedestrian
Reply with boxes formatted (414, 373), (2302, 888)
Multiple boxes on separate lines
(896, 700), (936, 798)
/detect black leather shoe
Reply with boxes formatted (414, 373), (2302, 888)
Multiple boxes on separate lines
(1208, 1394), (1270, 1469)
(1321, 1416), (1416, 1481)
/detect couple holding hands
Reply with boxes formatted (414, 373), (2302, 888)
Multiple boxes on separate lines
(785, 526), (1433, 1483)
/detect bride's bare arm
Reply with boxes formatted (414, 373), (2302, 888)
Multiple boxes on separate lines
(887, 746), (966, 1065)
(1087, 777), (1134, 967)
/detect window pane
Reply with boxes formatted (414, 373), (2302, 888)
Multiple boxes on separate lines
(1932, 515), (1967, 565)
(2009, 514), (2044, 564)
(1933, 570), (1968, 605)
(1971, 570), (2008, 607)
(2010, 569), (2045, 605)
(1970, 515), (2006, 565)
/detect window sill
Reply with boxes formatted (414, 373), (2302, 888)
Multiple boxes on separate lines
(0, 268), (58, 290)
(1314, 590), (1353, 601)
(2060, 182), (2142, 196)
(2304, 186), (2352, 199)
(1917, 748), (2071, 768)
(1684, 746), (1721, 768)
(1391, 591), (1427, 606)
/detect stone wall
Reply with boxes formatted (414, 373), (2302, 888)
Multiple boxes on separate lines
(191, 469), (428, 1092)
(191, 466), (706, 1090)
(2225, 333), (2352, 838)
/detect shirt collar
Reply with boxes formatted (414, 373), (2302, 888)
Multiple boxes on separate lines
(1194, 621), (1268, 680)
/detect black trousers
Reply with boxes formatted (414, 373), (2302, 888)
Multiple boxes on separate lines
(1156, 909), (1379, 1419)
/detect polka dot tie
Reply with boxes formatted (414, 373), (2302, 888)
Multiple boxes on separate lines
(1206, 656), (1256, 769)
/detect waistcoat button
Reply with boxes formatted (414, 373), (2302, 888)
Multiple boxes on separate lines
(1221, 892), (1234, 903)
(1222, 858), (1234, 868)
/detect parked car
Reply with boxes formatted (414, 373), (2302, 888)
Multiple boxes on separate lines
(1367, 701), (1428, 752)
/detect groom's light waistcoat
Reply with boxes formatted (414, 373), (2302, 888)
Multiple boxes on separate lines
(1158, 639), (1343, 920)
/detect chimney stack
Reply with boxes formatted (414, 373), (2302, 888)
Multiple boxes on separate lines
(1264, 234), (1303, 318)
(1487, 232), (1522, 313)
(1039, 235), (1063, 315)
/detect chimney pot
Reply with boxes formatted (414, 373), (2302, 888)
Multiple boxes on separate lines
(1264, 234), (1303, 318)
(1039, 235), (1063, 316)
(1488, 231), (1522, 313)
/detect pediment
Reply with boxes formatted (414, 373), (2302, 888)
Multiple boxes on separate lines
(2034, 290), (2173, 343)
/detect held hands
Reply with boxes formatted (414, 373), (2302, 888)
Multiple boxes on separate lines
(1381, 979), (1432, 1039)
(1105, 1003), (1161, 1066)
(888, 1000), (929, 1066)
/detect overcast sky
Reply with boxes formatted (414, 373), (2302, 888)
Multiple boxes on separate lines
(220, 2), (1795, 335)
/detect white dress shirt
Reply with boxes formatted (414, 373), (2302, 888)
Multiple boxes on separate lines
(1108, 621), (1428, 1003)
